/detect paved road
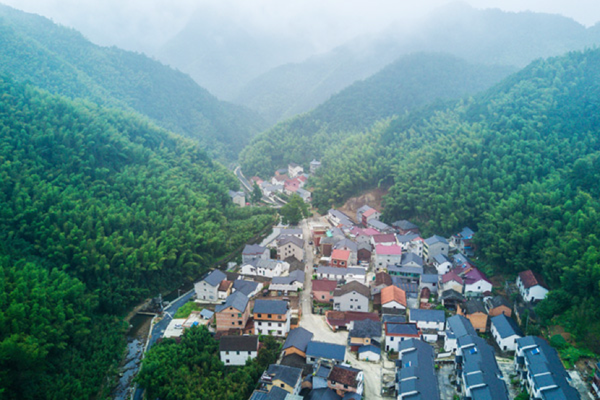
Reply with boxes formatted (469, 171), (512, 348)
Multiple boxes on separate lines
(132, 290), (195, 400)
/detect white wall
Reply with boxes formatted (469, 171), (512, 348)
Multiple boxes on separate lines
(491, 324), (520, 352)
(195, 280), (218, 301)
(465, 280), (492, 295)
(220, 350), (257, 366)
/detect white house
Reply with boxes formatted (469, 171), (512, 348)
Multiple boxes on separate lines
(219, 335), (259, 366)
(269, 270), (305, 293)
(333, 281), (370, 312)
(433, 254), (453, 275)
(276, 236), (304, 261)
(384, 323), (421, 352)
(288, 163), (304, 178)
(315, 266), (366, 284)
(443, 315), (476, 353)
(517, 270), (549, 302)
(374, 244), (403, 270)
(463, 268), (493, 296)
(423, 235), (448, 263)
(194, 269), (227, 302)
(254, 300), (291, 337)
(409, 309), (446, 331)
(240, 259), (289, 278)
(490, 314), (523, 352)
(358, 344), (381, 362)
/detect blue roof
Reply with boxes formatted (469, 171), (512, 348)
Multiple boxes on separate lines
(203, 269), (227, 287)
(283, 327), (313, 352)
(254, 299), (289, 315)
(382, 314), (406, 324)
(307, 388), (342, 400)
(243, 244), (267, 255)
(264, 364), (302, 388)
(421, 273), (439, 283)
(306, 341), (346, 362)
(400, 252), (424, 267)
(459, 227), (475, 238)
(200, 309), (214, 319)
(491, 314), (523, 339)
(410, 309), (446, 324)
(358, 344), (381, 355)
(446, 315), (476, 338)
(215, 291), (249, 313)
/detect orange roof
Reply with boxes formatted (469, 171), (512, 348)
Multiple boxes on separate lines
(331, 249), (351, 261)
(218, 280), (232, 291)
(362, 208), (378, 218)
(381, 285), (407, 307)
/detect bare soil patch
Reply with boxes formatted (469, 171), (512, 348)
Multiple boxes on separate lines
(337, 187), (389, 223)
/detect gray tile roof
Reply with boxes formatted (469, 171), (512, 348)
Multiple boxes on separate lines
(243, 244), (268, 255)
(457, 335), (508, 400)
(283, 327), (313, 352)
(488, 295), (511, 310)
(396, 233), (420, 243)
(333, 239), (358, 252)
(433, 254), (452, 265)
(392, 220), (419, 230)
(462, 299), (487, 315)
(277, 235), (304, 249)
(279, 228), (303, 236)
(400, 252), (424, 267)
(264, 364), (302, 388)
(386, 323), (419, 336)
(424, 235), (448, 246)
(349, 319), (382, 339)
(382, 314), (406, 324)
(306, 341), (346, 362)
(446, 315), (476, 339)
(397, 339), (439, 400)
(215, 291), (249, 313)
(334, 281), (370, 298)
(317, 266), (365, 276)
(219, 335), (258, 352)
(233, 279), (260, 296)
(410, 309), (446, 324)
(516, 336), (580, 400)
(358, 344), (381, 355)
(272, 270), (305, 285)
(257, 259), (283, 270)
(421, 273), (439, 283)
(368, 219), (391, 230)
(491, 314), (523, 339)
(203, 269), (227, 287)
(254, 299), (289, 315)
(307, 388), (341, 400)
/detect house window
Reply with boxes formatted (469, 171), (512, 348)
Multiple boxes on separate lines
(238, 313), (242, 317)
(226, 359), (229, 363)
(236, 351), (240, 355)
(280, 384), (285, 388)
(278, 315), (282, 319)
(257, 314), (262, 318)
(268, 314), (272, 318)
(238, 321), (242, 325)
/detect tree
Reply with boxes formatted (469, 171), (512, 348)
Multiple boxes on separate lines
(251, 182), (262, 204)
(279, 194), (310, 225)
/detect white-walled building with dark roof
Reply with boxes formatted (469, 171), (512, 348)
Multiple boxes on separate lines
(490, 314), (523, 352)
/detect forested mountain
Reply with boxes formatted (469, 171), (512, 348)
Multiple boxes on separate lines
(239, 53), (514, 178)
(235, 3), (600, 123)
(0, 4), (267, 161)
(0, 76), (275, 399)
(310, 49), (600, 348)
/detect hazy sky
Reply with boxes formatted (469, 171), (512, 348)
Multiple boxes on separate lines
(1, 0), (599, 54)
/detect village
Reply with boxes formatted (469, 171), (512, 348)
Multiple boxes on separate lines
(159, 162), (595, 400)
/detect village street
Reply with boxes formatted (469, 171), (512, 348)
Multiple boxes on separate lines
(298, 216), (394, 399)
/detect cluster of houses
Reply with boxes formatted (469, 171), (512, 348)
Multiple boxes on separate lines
(249, 161), (321, 203)
(159, 200), (583, 400)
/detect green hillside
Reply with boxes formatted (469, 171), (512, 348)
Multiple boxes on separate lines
(0, 76), (275, 399)
(311, 49), (600, 348)
(239, 53), (514, 178)
(235, 3), (600, 124)
(0, 4), (267, 161)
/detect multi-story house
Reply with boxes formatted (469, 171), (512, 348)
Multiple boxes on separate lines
(253, 299), (291, 337)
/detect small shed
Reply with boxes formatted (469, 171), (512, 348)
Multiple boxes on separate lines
(358, 344), (381, 362)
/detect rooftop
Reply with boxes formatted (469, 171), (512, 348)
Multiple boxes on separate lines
(349, 319), (382, 339)
(461, 299), (487, 315)
(312, 279), (338, 292)
(385, 322), (420, 336)
(203, 269), (227, 287)
(518, 269), (549, 289)
(264, 364), (302, 388)
(331, 249), (351, 261)
(277, 236), (304, 249)
(409, 309), (446, 324)
(243, 244), (268, 255)
(254, 299), (289, 315)
(219, 335), (258, 352)
(381, 285), (407, 307)
(491, 314), (523, 339)
(391, 220), (419, 230)
(446, 315), (477, 338)
(334, 281), (370, 298)
(306, 341), (346, 362)
(327, 365), (362, 388)
(233, 279), (260, 296)
(424, 235), (448, 246)
(283, 327), (314, 352)
(372, 234), (396, 243)
(215, 291), (249, 313)
(375, 244), (402, 255)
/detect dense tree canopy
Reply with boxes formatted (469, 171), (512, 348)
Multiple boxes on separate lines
(0, 4), (267, 161)
(136, 327), (280, 400)
(0, 77), (275, 398)
(239, 53), (514, 178)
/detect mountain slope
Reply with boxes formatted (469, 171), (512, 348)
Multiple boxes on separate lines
(0, 76), (275, 399)
(0, 4), (267, 161)
(235, 3), (600, 123)
(310, 48), (600, 347)
(239, 53), (515, 178)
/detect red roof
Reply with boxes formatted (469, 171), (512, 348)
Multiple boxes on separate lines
(518, 270), (548, 289)
(284, 178), (301, 192)
(381, 285), (407, 307)
(375, 244), (402, 255)
(331, 249), (351, 261)
(442, 271), (463, 285)
(326, 311), (379, 327)
(362, 208), (378, 218)
(372, 234), (396, 244)
(298, 175), (307, 183)
(312, 279), (338, 292)
(218, 280), (232, 291)
(350, 227), (379, 237)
